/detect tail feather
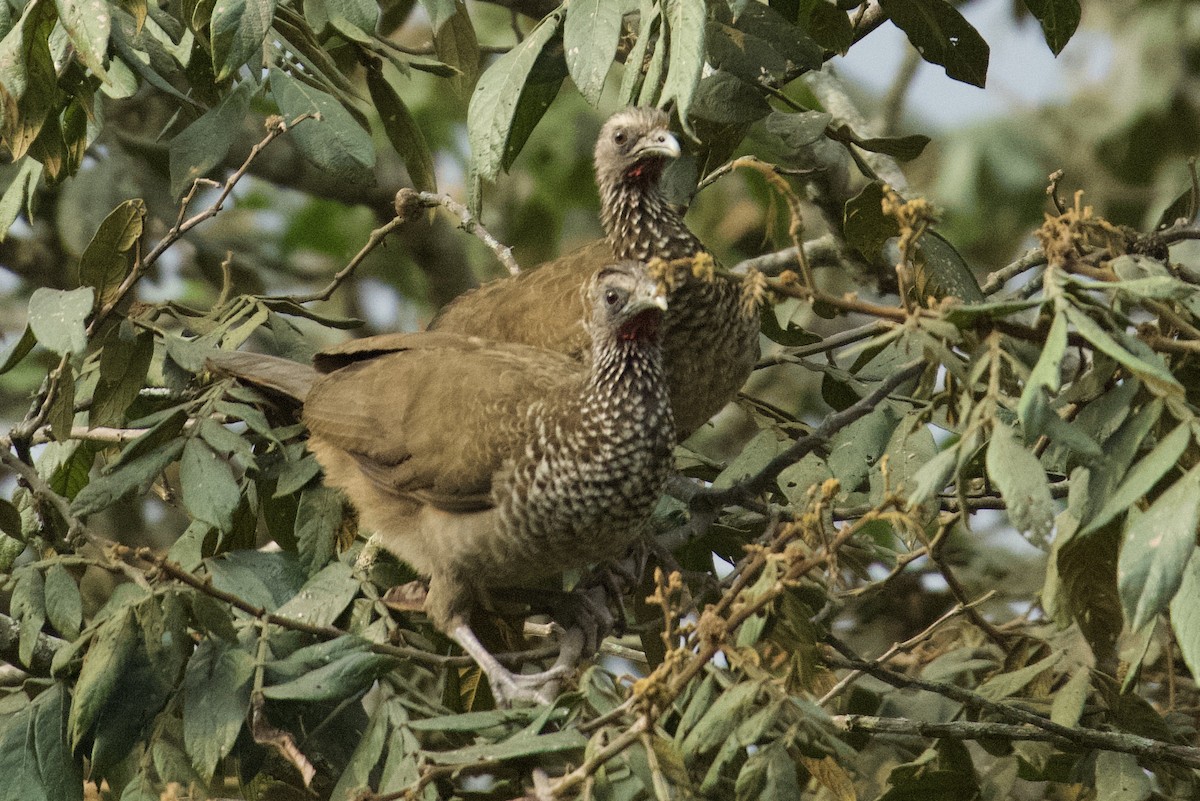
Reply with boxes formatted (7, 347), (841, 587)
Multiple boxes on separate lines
(206, 351), (317, 404)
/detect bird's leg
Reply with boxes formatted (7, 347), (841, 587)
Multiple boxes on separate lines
(451, 624), (584, 707)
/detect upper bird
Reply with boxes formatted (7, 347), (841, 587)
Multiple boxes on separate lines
(429, 107), (765, 439)
(285, 262), (675, 705)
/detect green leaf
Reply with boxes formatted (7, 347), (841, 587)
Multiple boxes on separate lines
(859, 133), (931, 161)
(207, 550), (307, 613)
(1017, 311), (1067, 431)
(906, 444), (959, 509)
(733, 1), (822, 72)
(53, 0), (111, 77)
(0, 0), (59, 159)
(659, 0), (706, 131)
(466, 7), (564, 183)
(180, 438), (242, 533)
(274, 560), (358, 628)
(764, 110), (831, 155)
(69, 607), (138, 748)
(710, 5), (821, 86)
(117, 774), (159, 801)
(870, 412), (937, 509)
(1063, 305), (1183, 397)
(91, 329), (154, 428)
(843, 181), (898, 259)
(1156, 174), (1198, 230)
(690, 71), (771, 124)
(322, 0), (379, 36)
(262, 650), (396, 701)
(182, 637), (254, 778)
(619, 1), (659, 104)
(27, 286), (94, 356)
(0, 497), (20, 537)
(679, 680), (762, 758)
(270, 67), (376, 184)
(1170, 549), (1200, 681)
(12, 566), (45, 667)
(0, 157), (42, 240)
(44, 563), (82, 641)
(0, 702), (43, 801)
(1081, 421), (1190, 535)
(1022, 0), (1080, 56)
(426, 728), (587, 764)
(713, 429), (788, 489)
(564, 0), (622, 106)
(777, 453), (834, 506)
(211, 0), (276, 80)
(78, 199), (146, 309)
(806, 1), (854, 54)
(169, 81), (255, 197)
(432, 0), (479, 98)
(976, 652), (1061, 701)
(274, 453), (321, 497)
(33, 683), (83, 801)
(1095, 750), (1151, 801)
(1049, 667), (1090, 727)
(70, 439), (185, 517)
(878, 0), (990, 88)
(735, 740), (802, 801)
(330, 702), (389, 801)
(365, 62), (437, 193)
(197, 418), (256, 466)
(0, 324), (37, 373)
(420, 0), (457, 31)
(986, 422), (1054, 546)
(1119, 464), (1200, 631)
(295, 484), (343, 573)
(915, 231), (984, 302)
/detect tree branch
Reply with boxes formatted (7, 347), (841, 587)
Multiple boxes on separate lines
(0, 612), (67, 678)
(824, 650), (1200, 770)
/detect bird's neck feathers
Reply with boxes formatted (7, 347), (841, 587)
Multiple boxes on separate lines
(599, 170), (703, 262)
(586, 321), (667, 408)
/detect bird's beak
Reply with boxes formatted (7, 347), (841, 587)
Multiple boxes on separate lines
(634, 130), (681, 161)
(629, 284), (669, 314)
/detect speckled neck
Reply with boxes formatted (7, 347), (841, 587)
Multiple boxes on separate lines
(599, 173), (704, 262)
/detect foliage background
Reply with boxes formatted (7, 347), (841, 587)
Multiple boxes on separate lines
(1, 0), (1200, 799)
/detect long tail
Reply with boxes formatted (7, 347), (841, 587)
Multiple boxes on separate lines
(205, 351), (317, 404)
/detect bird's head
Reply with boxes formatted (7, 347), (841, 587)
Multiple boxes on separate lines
(586, 261), (669, 343)
(593, 107), (681, 191)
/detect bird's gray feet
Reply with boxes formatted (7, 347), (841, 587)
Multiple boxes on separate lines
(452, 624), (584, 707)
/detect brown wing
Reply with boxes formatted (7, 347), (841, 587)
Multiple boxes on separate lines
(303, 333), (579, 511)
(427, 240), (612, 359)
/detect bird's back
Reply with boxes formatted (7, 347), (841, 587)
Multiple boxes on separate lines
(427, 240), (611, 358)
(303, 333), (580, 511)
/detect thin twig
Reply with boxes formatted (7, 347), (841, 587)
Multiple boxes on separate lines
(824, 646), (1200, 770)
(393, 188), (521, 275)
(817, 593), (995, 706)
(282, 215), (408, 304)
(0, 446), (83, 543)
(980, 248), (1047, 295)
(702, 360), (924, 506)
(136, 548), (560, 670)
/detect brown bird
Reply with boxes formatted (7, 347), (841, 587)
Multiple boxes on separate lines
(211, 263), (674, 704)
(429, 107), (765, 439)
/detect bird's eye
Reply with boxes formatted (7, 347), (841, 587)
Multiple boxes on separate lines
(604, 289), (621, 306)
(613, 130), (627, 145)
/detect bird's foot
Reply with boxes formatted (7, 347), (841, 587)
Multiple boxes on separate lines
(485, 662), (573, 707)
(452, 624), (585, 708)
(553, 585), (616, 655)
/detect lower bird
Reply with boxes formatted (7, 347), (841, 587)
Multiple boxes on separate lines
(210, 262), (674, 704)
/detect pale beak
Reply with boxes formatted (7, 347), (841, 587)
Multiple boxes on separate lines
(634, 130), (681, 160)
